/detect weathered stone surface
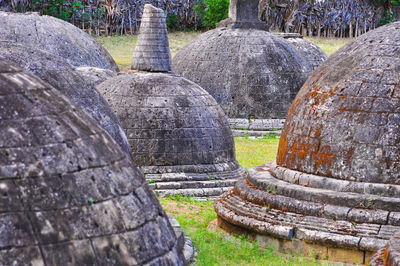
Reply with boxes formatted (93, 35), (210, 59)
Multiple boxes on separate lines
(173, 30), (320, 121)
(98, 72), (243, 198)
(370, 231), (400, 265)
(99, 72), (238, 170)
(131, 4), (172, 72)
(229, 118), (285, 131)
(168, 215), (195, 263)
(277, 22), (400, 184)
(215, 22), (400, 262)
(0, 59), (185, 265)
(217, 0), (267, 30)
(173, 0), (325, 122)
(100, 4), (243, 199)
(75, 66), (117, 86)
(0, 11), (118, 71)
(276, 33), (327, 71)
(0, 41), (130, 155)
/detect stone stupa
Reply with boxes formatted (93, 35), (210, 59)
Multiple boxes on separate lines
(98, 4), (243, 199)
(98, 4), (243, 200)
(0, 59), (185, 265)
(0, 41), (130, 155)
(215, 22), (400, 264)
(0, 11), (118, 71)
(173, 0), (326, 132)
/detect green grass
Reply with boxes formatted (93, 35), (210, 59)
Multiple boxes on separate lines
(96, 35), (137, 67)
(159, 196), (324, 265)
(306, 37), (351, 56)
(234, 135), (280, 169)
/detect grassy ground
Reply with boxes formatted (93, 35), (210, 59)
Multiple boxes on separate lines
(159, 196), (325, 266)
(234, 135), (280, 168)
(306, 37), (352, 56)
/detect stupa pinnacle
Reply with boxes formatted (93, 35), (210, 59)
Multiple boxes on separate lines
(218, 0), (266, 29)
(131, 4), (172, 72)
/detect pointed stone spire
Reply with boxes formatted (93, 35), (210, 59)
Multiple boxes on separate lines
(217, 0), (267, 30)
(131, 4), (172, 72)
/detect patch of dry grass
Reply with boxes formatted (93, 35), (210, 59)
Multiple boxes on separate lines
(95, 31), (201, 68)
(306, 37), (351, 56)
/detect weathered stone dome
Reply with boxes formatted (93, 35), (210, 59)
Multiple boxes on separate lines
(99, 72), (243, 198)
(0, 11), (118, 71)
(215, 22), (400, 264)
(98, 4), (243, 199)
(0, 41), (130, 155)
(276, 33), (327, 71)
(173, 28), (312, 120)
(0, 59), (184, 265)
(172, 0), (325, 125)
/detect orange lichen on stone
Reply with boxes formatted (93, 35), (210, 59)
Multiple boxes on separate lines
(276, 133), (288, 165)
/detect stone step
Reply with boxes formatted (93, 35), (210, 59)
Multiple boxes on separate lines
(145, 167), (245, 182)
(236, 173), (398, 226)
(155, 186), (232, 198)
(215, 191), (390, 252)
(268, 163), (400, 198)
(149, 179), (236, 190)
(232, 130), (281, 137)
(247, 167), (400, 213)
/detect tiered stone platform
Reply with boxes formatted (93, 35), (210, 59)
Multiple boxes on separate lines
(215, 163), (398, 263)
(147, 167), (245, 200)
(215, 21), (400, 264)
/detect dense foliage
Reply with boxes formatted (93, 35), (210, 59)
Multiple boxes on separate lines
(30, 0), (83, 21)
(0, 0), (398, 35)
(194, 0), (229, 29)
(375, 0), (400, 25)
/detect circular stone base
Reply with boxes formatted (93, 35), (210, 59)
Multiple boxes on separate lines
(228, 118), (285, 131)
(214, 163), (400, 264)
(232, 130), (281, 138)
(228, 118), (283, 137)
(145, 167), (246, 200)
(216, 216), (373, 264)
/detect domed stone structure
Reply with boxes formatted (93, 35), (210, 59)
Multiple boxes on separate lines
(0, 59), (184, 265)
(215, 22), (400, 264)
(98, 4), (243, 199)
(0, 11), (118, 71)
(275, 33), (327, 71)
(0, 41), (130, 155)
(173, 0), (326, 131)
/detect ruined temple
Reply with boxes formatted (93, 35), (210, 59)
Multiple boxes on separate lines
(98, 4), (243, 199)
(215, 22), (400, 264)
(0, 59), (185, 265)
(173, 0), (326, 131)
